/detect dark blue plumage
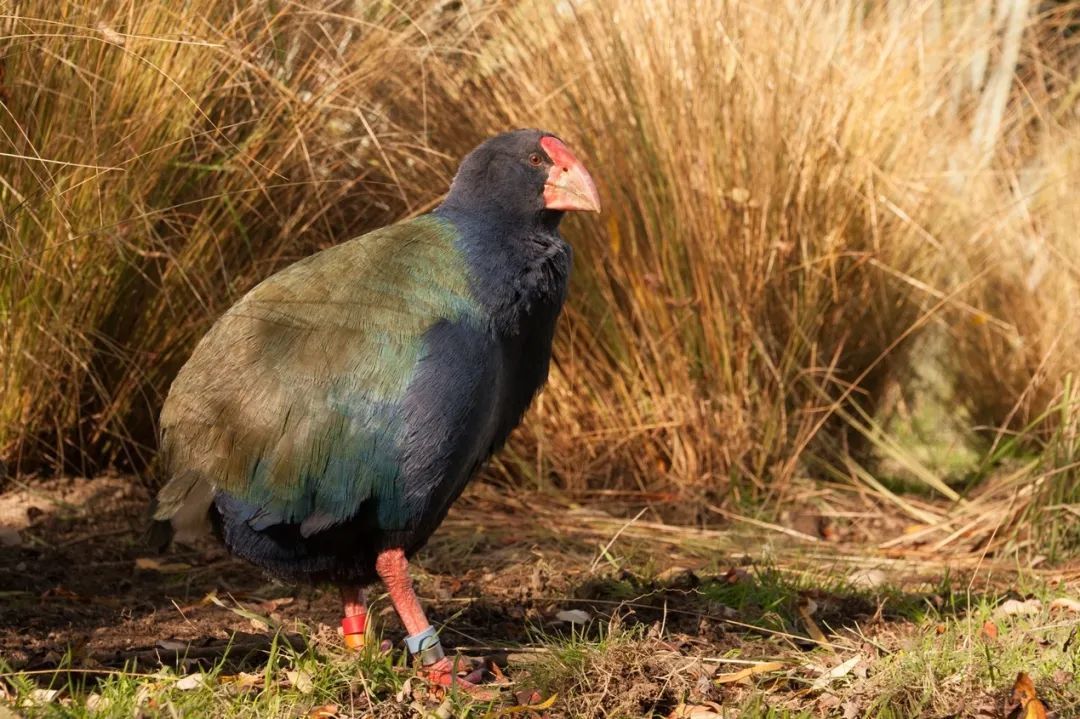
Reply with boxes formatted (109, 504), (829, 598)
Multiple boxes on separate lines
(153, 130), (595, 590)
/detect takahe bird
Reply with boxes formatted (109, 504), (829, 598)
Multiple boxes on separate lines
(151, 129), (599, 689)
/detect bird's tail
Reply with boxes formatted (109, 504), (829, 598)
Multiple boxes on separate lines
(147, 470), (215, 549)
(145, 502), (175, 553)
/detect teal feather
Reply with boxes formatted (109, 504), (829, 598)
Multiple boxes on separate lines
(155, 215), (483, 535)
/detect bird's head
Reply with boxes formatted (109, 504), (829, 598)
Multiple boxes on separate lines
(443, 129), (600, 224)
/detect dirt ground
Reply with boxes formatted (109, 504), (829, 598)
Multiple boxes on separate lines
(1, 476), (1077, 717)
(0, 476), (756, 671)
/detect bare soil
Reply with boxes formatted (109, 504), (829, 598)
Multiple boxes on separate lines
(1, 476), (1075, 717)
(0, 476), (882, 670)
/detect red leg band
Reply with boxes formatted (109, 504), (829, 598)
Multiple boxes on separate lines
(342, 614), (367, 636)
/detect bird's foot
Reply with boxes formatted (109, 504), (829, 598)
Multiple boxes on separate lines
(419, 655), (501, 699)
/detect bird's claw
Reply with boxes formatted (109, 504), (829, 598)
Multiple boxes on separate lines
(419, 656), (501, 699)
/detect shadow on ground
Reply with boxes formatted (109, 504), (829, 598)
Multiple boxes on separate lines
(0, 475), (988, 678)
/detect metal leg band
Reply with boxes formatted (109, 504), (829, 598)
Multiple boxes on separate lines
(404, 625), (445, 665)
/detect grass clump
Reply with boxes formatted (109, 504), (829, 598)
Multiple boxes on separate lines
(0, 0), (463, 474)
(3, 0), (1080, 552)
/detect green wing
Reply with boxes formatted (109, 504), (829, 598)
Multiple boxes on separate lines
(155, 215), (482, 536)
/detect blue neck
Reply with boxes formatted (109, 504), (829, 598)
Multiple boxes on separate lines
(432, 204), (572, 335)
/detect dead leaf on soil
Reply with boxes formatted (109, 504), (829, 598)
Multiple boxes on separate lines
(85, 693), (110, 711)
(840, 701), (862, 719)
(714, 661), (785, 684)
(286, 669), (314, 694)
(1009, 672), (1049, 719)
(155, 639), (189, 652)
(797, 597), (832, 649)
(174, 673), (206, 691)
(993, 599), (1042, 620)
(134, 557), (192, 573)
(205, 592), (277, 630)
(847, 569), (887, 590)
(723, 567), (750, 584)
(980, 620), (999, 641)
(810, 654), (862, 691)
(258, 596), (296, 612)
(484, 692), (558, 718)
(40, 585), (82, 601)
(308, 704), (340, 718)
(220, 672), (263, 692)
(21, 688), (59, 706)
(1048, 597), (1080, 614)
(426, 698), (453, 719)
(555, 609), (590, 624)
(489, 661), (510, 685)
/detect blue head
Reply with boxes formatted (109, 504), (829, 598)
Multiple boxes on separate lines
(441, 129), (600, 227)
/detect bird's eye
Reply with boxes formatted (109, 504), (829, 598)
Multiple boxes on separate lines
(528, 152), (544, 166)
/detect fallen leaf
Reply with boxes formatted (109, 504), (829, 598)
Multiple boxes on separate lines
(395, 676), (415, 703)
(841, 701), (862, 719)
(980, 620), (999, 641)
(175, 673), (206, 691)
(797, 598), (832, 648)
(668, 703), (724, 718)
(85, 693), (109, 711)
(135, 557), (192, 573)
(286, 669), (314, 694)
(847, 569), (886, 590)
(25, 688), (59, 705)
(488, 692), (559, 718)
(817, 694), (841, 711)
(308, 704), (339, 718)
(134, 684), (156, 707)
(714, 661), (785, 684)
(489, 661), (509, 683)
(220, 672), (263, 691)
(513, 689), (543, 706)
(810, 654), (862, 691)
(258, 596), (296, 612)
(155, 639), (189, 652)
(993, 599), (1042, 620)
(1049, 597), (1080, 614)
(723, 567), (750, 584)
(555, 609), (590, 624)
(427, 698), (453, 719)
(40, 586), (81, 601)
(204, 593), (277, 629)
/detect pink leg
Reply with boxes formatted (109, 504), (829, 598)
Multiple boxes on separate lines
(339, 584), (368, 651)
(374, 549), (430, 635)
(374, 548), (489, 693)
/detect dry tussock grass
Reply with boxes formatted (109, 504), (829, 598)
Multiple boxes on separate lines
(0, 0), (465, 471)
(1, 0), (1078, 548)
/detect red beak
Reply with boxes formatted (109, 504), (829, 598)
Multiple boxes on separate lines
(540, 136), (601, 213)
